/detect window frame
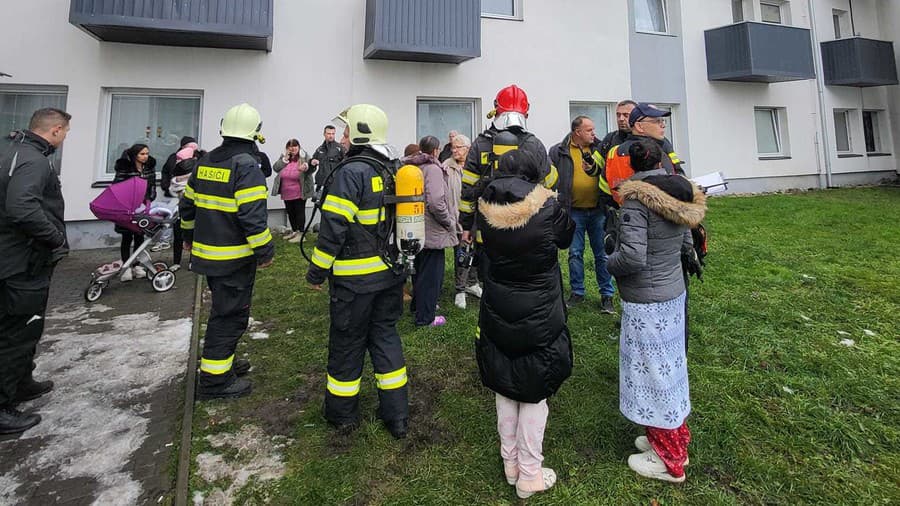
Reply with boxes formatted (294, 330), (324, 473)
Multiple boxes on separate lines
(0, 84), (69, 172)
(832, 9), (850, 39)
(568, 102), (614, 141)
(97, 87), (204, 183)
(754, 107), (786, 158)
(633, 0), (670, 35)
(415, 97), (479, 146)
(833, 109), (853, 154)
(760, 1), (783, 24)
(481, 0), (523, 21)
(732, 0), (746, 23)
(862, 110), (889, 155)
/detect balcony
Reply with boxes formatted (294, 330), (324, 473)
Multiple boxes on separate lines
(821, 37), (898, 87)
(69, 0), (273, 51)
(364, 0), (480, 64)
(705, 21), (815, 83)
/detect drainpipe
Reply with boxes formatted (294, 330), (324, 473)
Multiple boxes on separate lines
(808, 0), (833, 188)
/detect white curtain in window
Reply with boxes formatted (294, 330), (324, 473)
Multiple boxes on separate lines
(416, 102), (474, 144)
(635, 0), (667, 32)
(833, 111), (851, 152)
(0, 91), (67, 171)
(754, 109), (780, 154)
(106, 95), (201, 175)
(569, 104), (610, 137)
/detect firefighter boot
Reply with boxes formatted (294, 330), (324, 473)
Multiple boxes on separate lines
(0, 405), (41, 435)
(14, 378), (54, 403)
(233, 358), (251, 376)
(197, 377), (252, 401)
(384, 418), (408, 439)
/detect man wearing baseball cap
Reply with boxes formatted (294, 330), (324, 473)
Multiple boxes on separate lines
(601, 102), (684, 204)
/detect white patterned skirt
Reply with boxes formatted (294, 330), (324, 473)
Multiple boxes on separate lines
(619, 292), (690, 429)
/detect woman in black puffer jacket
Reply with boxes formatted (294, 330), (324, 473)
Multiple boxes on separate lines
(112, 143), (156, 280)
(475, 150), (574, 499)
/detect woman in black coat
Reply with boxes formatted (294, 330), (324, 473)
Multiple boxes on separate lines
(112, 143), (156, 279)
(475, 150), (574, 499)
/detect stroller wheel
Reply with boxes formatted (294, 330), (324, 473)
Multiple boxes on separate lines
(152, 261), (168, 273)
(84, 283), (103, 302)
(151, 269), (176, 292)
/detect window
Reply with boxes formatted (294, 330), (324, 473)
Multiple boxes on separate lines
(732, 0), (745, 22)
(482, 0), (521, 19)
(754, 108), (784, 156)
(0, 86), (67, 171)
(634, 0), (668, 33)
(760, 2), (782, 24)
(832, 9), (850, 39)
(863, 111), (886, 154)
(833, 110), (852, 153)
(101, 89), (202, 179)
(416, 99), (476, 145)
(569, 103), (611, 138)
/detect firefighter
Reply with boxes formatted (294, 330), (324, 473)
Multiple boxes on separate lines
(459, 85), (557, 245)
(180, 103), (275, 400)
(305, 104), (410, 439)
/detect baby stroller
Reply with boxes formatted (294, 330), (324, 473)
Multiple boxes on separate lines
(84, 177), (179, 302)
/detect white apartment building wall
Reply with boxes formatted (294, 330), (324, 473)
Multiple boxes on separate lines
(1, 1), (896, 249)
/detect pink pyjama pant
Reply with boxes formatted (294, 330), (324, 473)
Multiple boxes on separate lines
(495, 393), (549, 481)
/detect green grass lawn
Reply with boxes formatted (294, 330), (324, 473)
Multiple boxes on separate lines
(189, 187), (900, 505)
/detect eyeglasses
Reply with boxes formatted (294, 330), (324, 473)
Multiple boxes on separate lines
(637, 117), (667, 126)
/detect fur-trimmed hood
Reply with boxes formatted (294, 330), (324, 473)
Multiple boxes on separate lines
(617, 179), (707, 227)
(479, 184), (556, 230)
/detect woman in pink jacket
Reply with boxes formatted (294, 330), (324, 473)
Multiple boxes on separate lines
(273, 139), (312, 243)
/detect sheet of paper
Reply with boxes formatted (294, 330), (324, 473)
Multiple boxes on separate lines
(691, 171), (728, 194)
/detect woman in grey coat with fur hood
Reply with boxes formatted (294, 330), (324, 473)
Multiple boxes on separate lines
(607, 139), (706, 484)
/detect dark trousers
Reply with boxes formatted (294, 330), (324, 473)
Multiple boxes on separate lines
(199, 263), (256, 388)
(0, 268), (52, 406)
(120, 231), (145, 263)
(173, 221), (183, 265)
(453, 246), (479, 292)
(284, 199), (307, 232)
(325, 282), (408, 425)
(411, 248), (445, 326)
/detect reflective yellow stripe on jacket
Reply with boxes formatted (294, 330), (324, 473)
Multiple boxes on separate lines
(332, 256), (389, 276)
(183, 184), (195, 200)
(462, 169), (481, 186)
(669, 152), (682, 165)
(356, 207), (386, 225)
(246, 228), (272, 248)
(543, 165), (559, 189)
(326, 374), (361, 397)
(193, 192), (238, 213)
(459, 199), (475, 214)
(375, 367), (408, 390)
(235, 185), (268, 206)
(322, 194), (359, 222)
(200, 355), (233, 375)
(311, 247), (336, 269)
(191, 241), (254, 261)
(181, 219), (195, 230)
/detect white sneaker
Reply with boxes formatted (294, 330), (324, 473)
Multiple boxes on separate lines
(170, 264), (181, 272)
(627, 449), (686, 483)
(288, 233), (302, 244)
(150, 241), (170, 252)
(634, 436), (689, 465)
(132, 266), (147, 279)
(464, 284), (483, 298)
(120, 267), (133, 282)
(454, 292), (466, 309)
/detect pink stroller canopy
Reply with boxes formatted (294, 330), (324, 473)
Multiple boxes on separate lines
(90, 177), (149, 233)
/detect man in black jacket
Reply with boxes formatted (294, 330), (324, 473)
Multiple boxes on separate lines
(310, 124), (346, 199)
(0, 108), (71, 434)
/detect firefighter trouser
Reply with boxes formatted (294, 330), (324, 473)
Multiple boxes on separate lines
(0, 269), (52, 406)
(325, 281), (409, 425)
(199, 263), (256, 389)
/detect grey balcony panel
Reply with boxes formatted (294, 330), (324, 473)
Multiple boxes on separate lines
(705, 22), (815, 83)
(69, 0), (273, 51)
(364, 0), (480, 64)
(821, 37), (898, 87)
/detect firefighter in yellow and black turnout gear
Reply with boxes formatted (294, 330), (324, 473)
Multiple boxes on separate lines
(305, 104), (410, 439)
(180, 103), (274, 401)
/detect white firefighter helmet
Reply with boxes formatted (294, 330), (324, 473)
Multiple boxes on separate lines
(220, 103), (264, 143)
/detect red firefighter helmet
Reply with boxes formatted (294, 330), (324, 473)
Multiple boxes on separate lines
(494, 85), (529, 116)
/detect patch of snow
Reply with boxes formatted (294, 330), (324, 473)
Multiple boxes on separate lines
(863, 329), (877, 336)
(286, 329), (294, 335)
(196, 425), (286, 503)
(0, 475), (23, 503)
(1, 308), (191, 505)
(192, 491), (205, 506)
(250, 331), (269, 340)
(839, 339), (855, 347)
(837, 330), (851, 336)
(799, 314), (812, 322)
(801, 274), (816, 280)
(782, 386), (795, 394)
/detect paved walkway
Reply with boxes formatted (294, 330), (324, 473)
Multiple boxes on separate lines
(0, 248), (195, 505)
